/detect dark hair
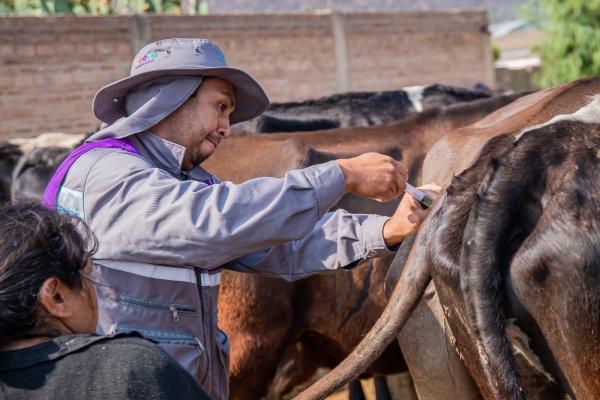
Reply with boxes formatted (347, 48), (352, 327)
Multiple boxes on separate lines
(0, 203), (96, 339)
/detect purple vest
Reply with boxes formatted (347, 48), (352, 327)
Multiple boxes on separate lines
(42, 136), (215, 210)
(42, 138), (140, 209)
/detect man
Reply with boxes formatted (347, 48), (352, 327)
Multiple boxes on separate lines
(43, 38), (437, 399)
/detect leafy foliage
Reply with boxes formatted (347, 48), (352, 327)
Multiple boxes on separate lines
(492, 42), (501, 62)
(524, 0), (600, 87)
(0, 0), (208, 15)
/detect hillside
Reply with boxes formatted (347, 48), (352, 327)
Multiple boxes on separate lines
(204, 0), (527, 24)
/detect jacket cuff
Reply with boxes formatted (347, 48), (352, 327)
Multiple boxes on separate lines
(301, 160), (346, 217)
(340, 215), (398, 270)
(362, 215), (398, 258)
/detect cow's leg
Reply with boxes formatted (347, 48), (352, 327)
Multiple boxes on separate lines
(397, 281), (480, 400)
(267, 342), (321, 399)
(373, 376), (391, 400)
(267, 346), (372, 400)
(348, 380), (366, 400)
(219, 272), (295, 399)
(508, 247), (600, 399)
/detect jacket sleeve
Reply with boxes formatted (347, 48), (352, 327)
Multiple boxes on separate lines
(225, 209), (394, 281)
(80, 151), (393, 274)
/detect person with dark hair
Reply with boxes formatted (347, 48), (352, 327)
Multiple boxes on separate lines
(0, 203), (210, 399)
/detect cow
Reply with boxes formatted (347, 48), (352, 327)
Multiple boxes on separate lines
(7, 133), (86, 203)
(203, 92), (527, 399)
(6, 92), (524, 399)
(0, 143), (23, 204)
(10, 146), (70, 203)
(8, 132), (85, 153)
(254, 115), (340, 133)
(232, 84), (492, 134)
(295, 77), (600, 400)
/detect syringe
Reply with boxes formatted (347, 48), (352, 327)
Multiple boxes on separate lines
(404, 183), (434, 209)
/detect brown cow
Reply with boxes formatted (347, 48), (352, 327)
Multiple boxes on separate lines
(203, 92), (527, 399)
(296, 77), (600, 399)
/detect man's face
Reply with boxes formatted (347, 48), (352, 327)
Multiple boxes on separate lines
(158, 77), (236, 170)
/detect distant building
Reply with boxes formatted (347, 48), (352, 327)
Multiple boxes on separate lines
(491, 19), (545, 91)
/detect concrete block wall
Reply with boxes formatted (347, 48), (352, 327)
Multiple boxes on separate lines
(0, 11), (493, 140)
(342, 12), (494, 91)
(0, 16), (134, 139)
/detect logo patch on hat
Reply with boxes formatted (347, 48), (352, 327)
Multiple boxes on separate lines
(133, 50), (158, 70)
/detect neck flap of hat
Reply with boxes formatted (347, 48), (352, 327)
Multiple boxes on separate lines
(87, 76), (203, 142)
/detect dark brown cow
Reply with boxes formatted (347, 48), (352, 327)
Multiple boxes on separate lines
(232, 84), (491, 134)
(296, 78), (600, 400)
(203, 92), (527, 399)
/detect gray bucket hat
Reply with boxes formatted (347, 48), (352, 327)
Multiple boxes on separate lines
(92, 38), (270, 127)
(87, 76), (203, 141)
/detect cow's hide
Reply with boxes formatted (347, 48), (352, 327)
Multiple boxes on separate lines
(297, 77), (600, 400)
(233, 84), (491, 134)
(11, 147), (70, 202)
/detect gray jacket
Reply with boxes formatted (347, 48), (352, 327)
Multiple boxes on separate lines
(57, 131), (393, 399)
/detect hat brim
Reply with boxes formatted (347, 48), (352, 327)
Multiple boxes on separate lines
(93, 66), (270, 126)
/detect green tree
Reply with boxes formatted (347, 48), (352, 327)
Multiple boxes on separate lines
(0, 0), (208, 15)
(525, 0), (600, 87)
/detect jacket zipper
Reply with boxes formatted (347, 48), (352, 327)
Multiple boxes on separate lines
(195, 269), (210, 384)
(116, 295), (198, 322)
(113, 325), (204, 349)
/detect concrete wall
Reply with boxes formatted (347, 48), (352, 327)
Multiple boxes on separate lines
(0, 11), (494, 140)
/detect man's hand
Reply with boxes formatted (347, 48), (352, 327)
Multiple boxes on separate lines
(337, 153), (409, 202)
(383, 183), (441, 247)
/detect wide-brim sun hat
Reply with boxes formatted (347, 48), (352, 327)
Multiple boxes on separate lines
(93, 38), (270, 126)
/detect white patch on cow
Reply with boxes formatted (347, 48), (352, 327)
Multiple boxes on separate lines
(9, 132), (85, 153)
(476, 341), (489, 367)
(404, 85), (425, 112)
(506, 319), (556, 383)
(515, 94), (600, 142)
(443, 304), (470, 333)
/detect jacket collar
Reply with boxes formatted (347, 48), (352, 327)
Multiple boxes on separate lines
(130, 131), (215, 181)
(0, 334), (132, 372)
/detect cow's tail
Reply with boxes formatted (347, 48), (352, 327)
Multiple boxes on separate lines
(293, 205), (440, 400)
(459, 124), (582, 399)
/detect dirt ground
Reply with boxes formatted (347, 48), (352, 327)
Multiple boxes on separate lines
(328, 373), (418, 400)
(288, 370), (418, 400)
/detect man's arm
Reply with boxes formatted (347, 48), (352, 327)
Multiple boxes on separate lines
(225, 208), (392, 281)
(76, 149), (423, 270)
(76, 150), (341, 268)
(225, 183), (439, 281)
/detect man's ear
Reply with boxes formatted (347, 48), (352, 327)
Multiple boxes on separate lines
(38, 277), (74, 319)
